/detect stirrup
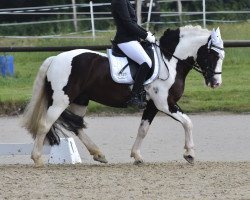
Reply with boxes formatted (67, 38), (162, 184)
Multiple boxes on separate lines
(127, 96), (147, 109)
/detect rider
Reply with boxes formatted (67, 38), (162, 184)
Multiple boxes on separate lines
(111, 0), (156, 109)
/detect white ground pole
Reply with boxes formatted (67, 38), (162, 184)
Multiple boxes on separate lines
(0, 137), (82, 164)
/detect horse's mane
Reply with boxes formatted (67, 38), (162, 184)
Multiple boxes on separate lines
(159, 28), (180, 60)
(181, 25), (208, 31)
(159, 25), (210, 60)
(180, 25), (210, 35)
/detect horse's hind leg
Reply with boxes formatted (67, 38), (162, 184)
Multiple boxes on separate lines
(32, 127), (48, 167)
(68, 103), (108, 163)
(32, 96), (69, 167)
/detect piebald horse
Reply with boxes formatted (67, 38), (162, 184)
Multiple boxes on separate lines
(22, 25), (225, 167)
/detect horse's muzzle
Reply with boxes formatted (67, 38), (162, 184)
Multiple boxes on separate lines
(206, 77), (221, 88)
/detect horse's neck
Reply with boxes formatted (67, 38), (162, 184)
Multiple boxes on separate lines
(156, 32), (205, 82)
(155, 27), (210, 94)
(175, 34), (209, 60)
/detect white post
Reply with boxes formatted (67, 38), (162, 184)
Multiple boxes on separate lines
(202, 0), (206, 28)
(90, 1), (96, 39)
(136, 0), (142, 25)
(72, 0), (78, 32)
(177, 0), (182, 25)
(146, 0), (154, 31)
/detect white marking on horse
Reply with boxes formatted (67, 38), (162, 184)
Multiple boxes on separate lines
(47, 49), (107, 104)
(146, 57), (178, 112)
(131, 120), (150, 163)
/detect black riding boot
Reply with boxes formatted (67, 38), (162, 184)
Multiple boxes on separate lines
(127, 62), (151, 109)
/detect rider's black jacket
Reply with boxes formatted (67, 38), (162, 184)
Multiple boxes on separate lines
(111, 0), (148, 43)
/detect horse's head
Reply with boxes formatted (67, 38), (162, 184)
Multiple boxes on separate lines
(196, 27), (225, 88)
(159, 26), (225, 89)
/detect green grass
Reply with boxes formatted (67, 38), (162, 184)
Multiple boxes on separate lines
(0, 22), (250, 114)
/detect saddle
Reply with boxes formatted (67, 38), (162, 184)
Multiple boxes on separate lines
(107, 41), (159, 84)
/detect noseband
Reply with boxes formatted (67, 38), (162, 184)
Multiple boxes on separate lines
(199, 42), (224, 81)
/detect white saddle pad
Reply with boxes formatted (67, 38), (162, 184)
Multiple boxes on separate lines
(107, 46), (159, 85)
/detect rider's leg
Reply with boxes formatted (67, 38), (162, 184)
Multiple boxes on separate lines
(128, 62), (150, 109)
(118, 41), (152, 109)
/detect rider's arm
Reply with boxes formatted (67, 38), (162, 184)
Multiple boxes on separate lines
(112, 0), (147, 39)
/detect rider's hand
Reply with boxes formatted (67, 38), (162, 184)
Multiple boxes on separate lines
(146, 31), (156, 43)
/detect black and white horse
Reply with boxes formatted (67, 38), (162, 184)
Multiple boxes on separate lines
(22, 25), (225, 167)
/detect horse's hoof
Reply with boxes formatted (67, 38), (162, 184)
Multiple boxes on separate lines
(93, 154), (108, 163)
(183, 155), (194, 165)
(34, 163), (45, 168)
(34, 160), (45, 168)
(32, 157), (45, 167)
(133, 159), (144, 165)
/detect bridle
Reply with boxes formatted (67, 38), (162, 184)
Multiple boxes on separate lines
(154, 41), (223, 80)
(200, 39), (224, 79)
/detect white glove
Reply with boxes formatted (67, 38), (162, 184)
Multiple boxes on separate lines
(146, 31), (156, 43)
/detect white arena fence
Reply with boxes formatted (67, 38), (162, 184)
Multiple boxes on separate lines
(0, 0), (249, 38)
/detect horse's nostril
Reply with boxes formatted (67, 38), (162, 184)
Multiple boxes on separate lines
(215, 80), (221, 85)
(212, 82), (220, 88)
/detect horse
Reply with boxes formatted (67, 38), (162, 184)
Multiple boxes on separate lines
(21, 25), (225, 167)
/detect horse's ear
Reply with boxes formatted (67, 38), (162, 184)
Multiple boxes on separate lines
(211, 27), (222, 40)
(216, 27), (221, 39)
(211, 28), (216, 39)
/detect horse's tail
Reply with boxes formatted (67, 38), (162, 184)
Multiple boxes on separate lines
(21, 56), (54, 139)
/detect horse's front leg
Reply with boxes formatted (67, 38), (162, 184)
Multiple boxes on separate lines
(131, 100), (158, 165)
(168, 104), (195, 164)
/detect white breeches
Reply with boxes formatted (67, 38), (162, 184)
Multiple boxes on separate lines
(118, 41), (152, 67)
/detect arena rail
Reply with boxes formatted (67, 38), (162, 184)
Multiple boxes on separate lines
(0, 40), (249, 52)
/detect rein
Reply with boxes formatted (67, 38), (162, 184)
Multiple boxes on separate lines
(154, 43), (203, 74)
(154, 43), (222, 77)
